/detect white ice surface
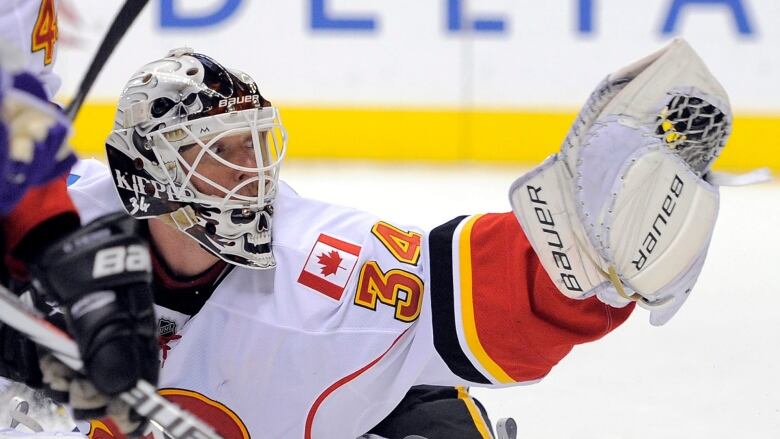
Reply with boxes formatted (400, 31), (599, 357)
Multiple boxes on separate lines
(282, 160), (780, 439)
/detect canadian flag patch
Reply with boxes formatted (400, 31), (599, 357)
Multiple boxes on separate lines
(297, 234), (361, 301)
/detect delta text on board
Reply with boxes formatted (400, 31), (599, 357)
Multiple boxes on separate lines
(159, 0), (756, 35)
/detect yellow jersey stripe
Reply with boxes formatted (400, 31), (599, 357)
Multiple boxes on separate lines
(456, 386), (494, 439)
(458, 214), (515, 384)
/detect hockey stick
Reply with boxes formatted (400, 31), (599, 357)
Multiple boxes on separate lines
(0, 284), (223, 439)
(64, 0), (150, 121)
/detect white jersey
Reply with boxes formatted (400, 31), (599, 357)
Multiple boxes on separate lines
(67, 159), (632, 438)
(0, 0), (60, 97)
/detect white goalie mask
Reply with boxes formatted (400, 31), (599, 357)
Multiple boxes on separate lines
(105, 48), (287, 269)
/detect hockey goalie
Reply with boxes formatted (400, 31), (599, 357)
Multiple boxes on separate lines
(2, 36), (743, 439)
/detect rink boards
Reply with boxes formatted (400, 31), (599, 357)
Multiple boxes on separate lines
(54, 1), (780, 172)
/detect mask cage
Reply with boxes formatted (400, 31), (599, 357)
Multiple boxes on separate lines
(149, 107), (286, 211)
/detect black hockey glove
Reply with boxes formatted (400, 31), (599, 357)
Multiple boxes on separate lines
(26, 212), (159, 428)
(0, 320), (43, 386)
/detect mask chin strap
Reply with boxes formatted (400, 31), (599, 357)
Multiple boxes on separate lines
(159, 206), (199, 231)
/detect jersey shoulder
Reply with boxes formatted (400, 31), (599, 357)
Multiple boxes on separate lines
(270, 182), (427, 329)
(67, 159), (125, 224)
(272, 180), (382, 256)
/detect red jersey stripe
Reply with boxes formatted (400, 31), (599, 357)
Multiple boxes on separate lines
(305, 329), (410, 439)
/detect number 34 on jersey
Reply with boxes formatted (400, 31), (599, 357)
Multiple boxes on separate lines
(354, 222), (424, 323)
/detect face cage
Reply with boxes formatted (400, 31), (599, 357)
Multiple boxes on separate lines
(149, 107), (287, 211)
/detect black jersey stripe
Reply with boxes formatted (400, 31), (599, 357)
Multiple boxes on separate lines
(429, 216), (490, 384)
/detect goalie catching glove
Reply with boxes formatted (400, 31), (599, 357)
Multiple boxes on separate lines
(510, 38), (752, 325)
(3, 212), (159, 433)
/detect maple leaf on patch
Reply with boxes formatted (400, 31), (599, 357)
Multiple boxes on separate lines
(317, 250), (344, 276)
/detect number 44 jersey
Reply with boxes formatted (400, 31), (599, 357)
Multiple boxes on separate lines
(0, 0), (61, 97)
(67, 159), (634, 439)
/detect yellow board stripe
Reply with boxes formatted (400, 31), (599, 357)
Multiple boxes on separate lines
(69, 101), (780, 172)
(456, 386), (494, 439)
(458, 214), (515, 384)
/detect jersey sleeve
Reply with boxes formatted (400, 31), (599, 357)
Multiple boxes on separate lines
(2, 176), (79, 278)
(424, 212), (634, 385)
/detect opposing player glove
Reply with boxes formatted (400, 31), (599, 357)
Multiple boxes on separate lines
(509, 38), (749, 325)
(0, 66), (74, 215)
(24, 212), (159, 431)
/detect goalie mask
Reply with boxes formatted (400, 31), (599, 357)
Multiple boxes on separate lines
(105, 48), (287, 269)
